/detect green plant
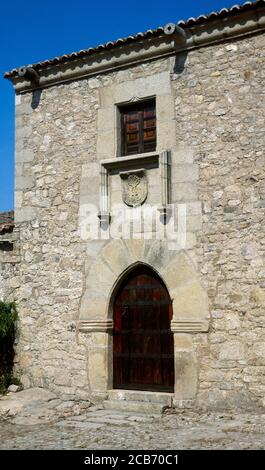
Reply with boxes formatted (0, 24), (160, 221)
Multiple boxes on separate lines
(0, 301), (18, 394)
(0, 301), (17, 339)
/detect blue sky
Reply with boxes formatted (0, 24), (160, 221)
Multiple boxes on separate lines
(0, 0), (245, 212)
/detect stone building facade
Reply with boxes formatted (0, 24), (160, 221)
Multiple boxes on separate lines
(2, 1), (265, 409)
(0, 212), (20, 301)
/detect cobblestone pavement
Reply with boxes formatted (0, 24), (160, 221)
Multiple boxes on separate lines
(0, 407), (265, 450)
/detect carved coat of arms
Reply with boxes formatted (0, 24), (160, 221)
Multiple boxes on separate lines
(120, 169), (148, 207)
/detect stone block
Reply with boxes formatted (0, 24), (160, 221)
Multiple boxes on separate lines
(186, 201), (202, 216)
(80, 176), (100, 197)
(250, 287), (265, 305)
(15, 207), (37, 223)
(15, 94), (21, 106)
(101, 239), (132, 276)
(15, 191), (23, 208)
(103, 400), (165, 414)
(86, 240), (106, 259)
(174, 349), (198, 400)
(15, 102), (32, 116)
(186, 214), (202, 232)
(219, 342), (246, 361)
(97, 107), (115, 132)
(144, 240), (172, 271)
(7, 277), (20, 289)
(123, 239), (145, 262)
(15, 176), (34, 190)
(171, 183), (198, 202)
(171, 164), (199, 183)
(110, 190), (122, 206)
(16, 149), (34, 163)
(79, 294), (108, 320)
(253, 342), (265, 359)
(87, 255), (116, 288)
(16, 126), (32, 140)
(97, 130), (115, 157)
(173, 333), (193, 350)
(171, 280), (208, 320)
(156, 94), (175, 121)
(79, 193), (100, 209)
(81, 162), (99, 178)
(88, 350), (108, 391)
(173, 148), (194, 164)
(15, 164), (23, 177)
(162, 251), (197, 290)
(157, 120), (176, 151)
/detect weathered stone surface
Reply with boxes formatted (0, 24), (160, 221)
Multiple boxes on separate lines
(15, 206), (37, 222)
(171, 280), (208, 320)
(7, 385), (20, 393)
(161, 251), (197, 289)
(16, 149), (34, 163)
(15, 176), (34, 191)
(0, 388), (57, 419)
(219, 342), (246, 361)
(1, 17), (264, 410)
(1, 408), (265, 449)
(0, 388), (90, 425)
(171, 164), (199, 183)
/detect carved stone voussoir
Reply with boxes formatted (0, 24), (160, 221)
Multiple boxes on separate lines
(120, 168), (148, 207)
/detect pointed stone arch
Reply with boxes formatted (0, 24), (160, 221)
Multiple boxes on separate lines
(78, 238), (209, 332)
(77, 239), (209, 402)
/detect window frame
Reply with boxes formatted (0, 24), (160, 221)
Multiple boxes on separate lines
(119, 98), (156, 157)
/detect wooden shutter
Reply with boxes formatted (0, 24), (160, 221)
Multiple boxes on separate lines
(121, 100), (156, 156)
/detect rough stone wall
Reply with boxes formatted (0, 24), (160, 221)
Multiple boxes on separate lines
(171, 33), (265, 409)
(13, 59), (171, 400)
(13, 31), (265, 407)
(0, 225), (20, 301)
(14, 81), (100, 399)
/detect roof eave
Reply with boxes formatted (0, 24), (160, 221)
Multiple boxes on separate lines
(5, 3), (265, 93)
(6, 31), (187, 93)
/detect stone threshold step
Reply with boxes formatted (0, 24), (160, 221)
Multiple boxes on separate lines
(103, 399), (167, 414)
(107, 389), (173, 406)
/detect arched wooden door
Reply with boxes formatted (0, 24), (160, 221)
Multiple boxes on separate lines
(113, 265), (174, 392)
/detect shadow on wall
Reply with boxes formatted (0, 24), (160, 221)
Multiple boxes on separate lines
(31, 89), (42, 109)
(174, 51), (188, 75)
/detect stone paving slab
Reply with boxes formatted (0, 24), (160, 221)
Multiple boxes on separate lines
(56, 421), (105, 429)
(1, 409), (265, 449)
(0, 388), (90, 425)
(1, 388), (265, 449)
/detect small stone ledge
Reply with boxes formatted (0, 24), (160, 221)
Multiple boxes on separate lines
(78, 320), (113, 333)
(171, 319), (210, 333)
(100, 151), (159, 170)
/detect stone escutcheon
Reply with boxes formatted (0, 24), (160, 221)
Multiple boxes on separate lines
(120, 168), (148, 208)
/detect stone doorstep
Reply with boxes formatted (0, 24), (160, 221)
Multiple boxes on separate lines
(107, 389), (173, 405)
(103, 399), (165, 414)
(104, 389), (174, 414)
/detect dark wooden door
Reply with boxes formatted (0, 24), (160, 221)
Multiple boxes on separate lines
(113, 266), (174, 392)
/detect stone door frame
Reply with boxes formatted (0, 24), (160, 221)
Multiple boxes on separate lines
(77, 239), (209, 404)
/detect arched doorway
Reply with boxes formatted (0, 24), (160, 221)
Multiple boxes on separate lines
(113, 265), (174, 392)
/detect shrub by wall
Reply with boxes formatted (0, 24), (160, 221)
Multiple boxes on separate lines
(0, 301), (18, 393)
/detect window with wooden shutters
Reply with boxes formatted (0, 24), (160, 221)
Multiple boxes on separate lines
(120, 100), (156, 156)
